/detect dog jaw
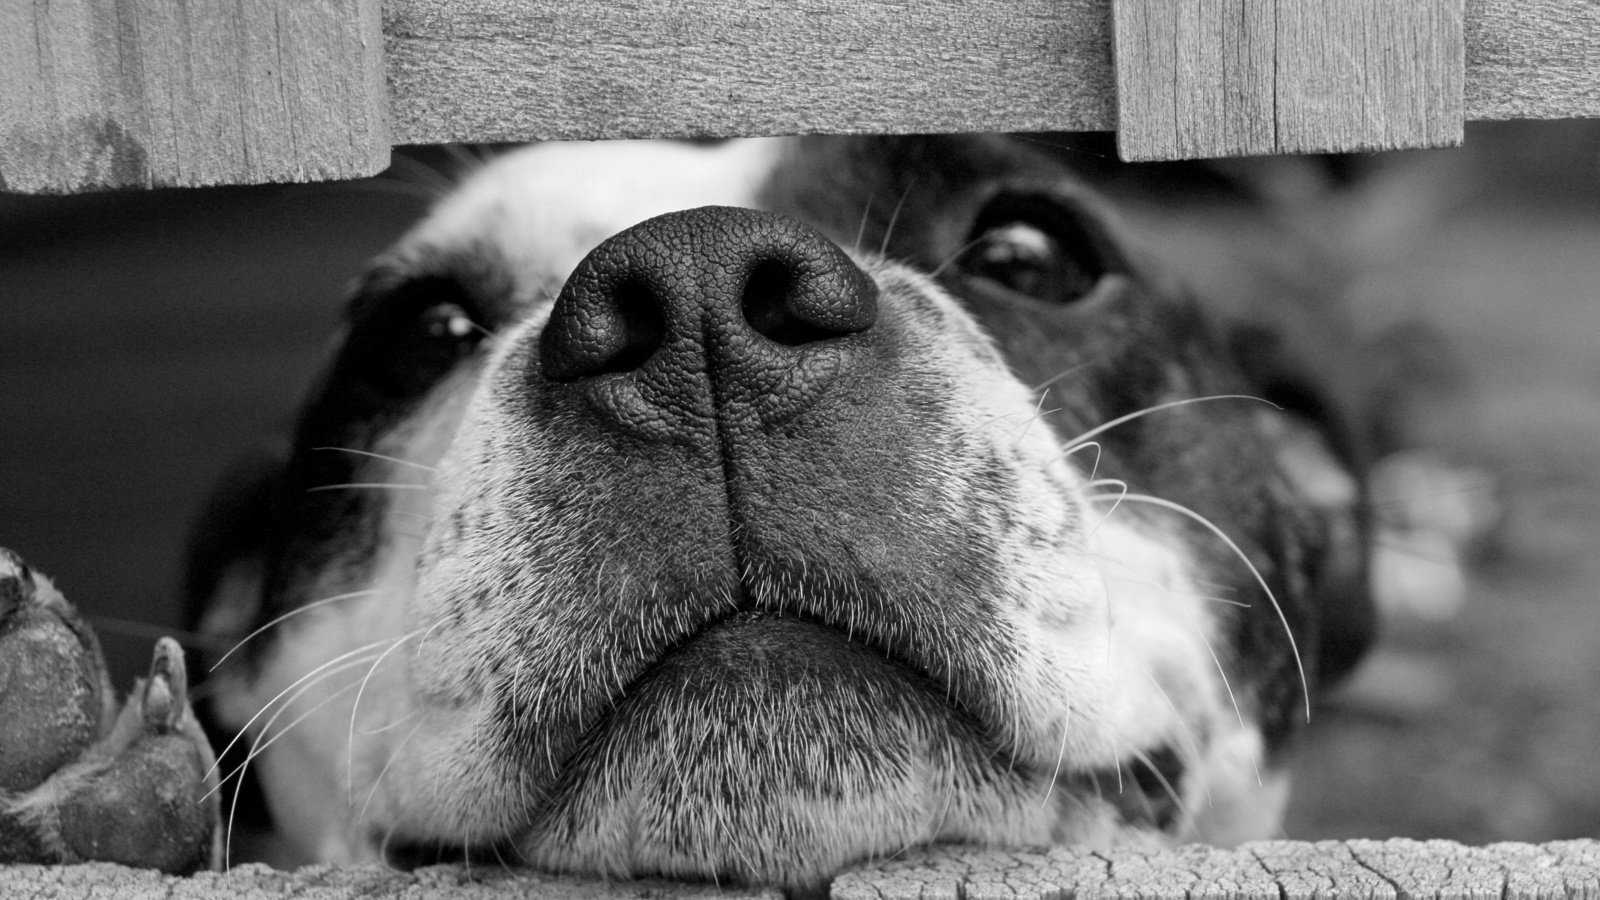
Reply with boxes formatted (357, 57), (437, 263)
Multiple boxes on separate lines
(203, 137), (1337, 889)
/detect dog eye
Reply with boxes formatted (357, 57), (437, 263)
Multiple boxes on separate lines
(420, 302), (478, 342)
(351, 278), (489, 398)
(955, 195), (1113, 304)
(379, 301), (483, 393)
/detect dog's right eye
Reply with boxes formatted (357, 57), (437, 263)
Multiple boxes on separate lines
(350, 278), (488, 397)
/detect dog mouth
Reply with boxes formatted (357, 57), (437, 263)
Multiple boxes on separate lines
(513, 607), (1032, 881)
(577, 605), (982, 744)
(609, 605), (949, 697)
(542, 600), (1006, 792)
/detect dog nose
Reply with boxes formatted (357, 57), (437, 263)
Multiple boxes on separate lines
(540, 206), (877, 384)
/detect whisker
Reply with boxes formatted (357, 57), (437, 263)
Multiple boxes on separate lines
(1137, 669), (1213, 809)
(470, 320), (500, 342)
(956, 410), (1030, 441)
(1012, 390), (1054, 448)
(209, 655), (381, 794)
(853, 195), (874, 255)
(1086, 552), (1247, 606)
(878, 180), (915, 257)
(491, 840), (516, 876)
(1030, 359), (1099, 394)
(206, 638), (399, 780)
(1372, 536), (1465, 567)
(312, 446), (438, 474)
(438, 143), (492, 178)
(1041, 708), (1074, 808)
(1130, 746), (1191, 829)
(1084, 478), (1129, 539)
(318, 179), (440, 203)
(358, 716), (428, 827)
(384, 153), (459, 198)
(348, 630), (423, 797)
(355, 711), (421, 737)
(1064, 440), (1105, 483)
(1064, 395), (1279, 453)
(87, 616), (232, 653)
(212, 589), (382, 672)
(1168, 601), (1260, 787)
(1010, 133), (1117, 161)
(928, 233), (990, 279)
(307, 482), (432, 493)
(1093, 492), (1311, 723)
(221, 675), (366, 868)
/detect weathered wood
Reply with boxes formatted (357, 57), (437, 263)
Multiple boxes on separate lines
(1467, 0), (1600, 120)
(382, 0), (1118, 145)
(831, 840), (1600, 900)
(3, 841), (1599, 899)
(3, 0), (1598, 192)
(1113, 0), (1466, 161)
(0, 0), (390, 193)
(381, 0), (1596, 151)
(0, 861), (783, 899)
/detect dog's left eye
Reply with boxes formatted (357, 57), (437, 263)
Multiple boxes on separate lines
(954, 195), (1114, 305)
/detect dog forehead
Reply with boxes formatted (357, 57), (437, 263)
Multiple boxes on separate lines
(401, 139), (794, 290)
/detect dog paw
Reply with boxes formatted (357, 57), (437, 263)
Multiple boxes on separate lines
(0, 549), (221, 873)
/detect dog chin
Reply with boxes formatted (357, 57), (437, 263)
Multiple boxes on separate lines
(514, 613), (1062, 888)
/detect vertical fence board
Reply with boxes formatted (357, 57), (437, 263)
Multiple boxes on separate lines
(0, 0), (389, 193)
(1115, 0), (1465, 161)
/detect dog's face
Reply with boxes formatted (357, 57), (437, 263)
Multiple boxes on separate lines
(192, 135), (1371, 890)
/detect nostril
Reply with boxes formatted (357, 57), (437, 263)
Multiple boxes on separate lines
(541, 278), (667, 381)
(741, 253), (878, 347)
(741, 260), (837, 347)
(607, 281), (668, 373)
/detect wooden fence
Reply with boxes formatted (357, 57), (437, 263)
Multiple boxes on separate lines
(2, 0), (1596, 192)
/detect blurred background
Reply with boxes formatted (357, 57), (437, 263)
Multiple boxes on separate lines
(1, 122), (1598, 845)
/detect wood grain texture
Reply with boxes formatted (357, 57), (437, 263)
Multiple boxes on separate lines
(3, 0), (1597, 191)
(0, 0), (390, 193)
(382, 0), (1594, 153)
(832, 839), (1600, 900)
(2, 841), (1597, 898)
(0, 861), (783, 899)
(1114, 0), (1466, 161)
(382, 0), (1117, 144)
(1467, 0), (1600, 120)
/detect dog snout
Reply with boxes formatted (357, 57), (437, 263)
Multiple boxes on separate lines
(537, 206), (878, 429)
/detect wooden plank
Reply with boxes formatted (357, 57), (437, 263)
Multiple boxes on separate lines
(382, 0), (1594, 152)
(0, 0), (390, 193)
(831, 840), (1600, 900)
(1113, 0), (1466, 161)
(1467, 0), (1600, 120)
(3, 840), (1598, 899)
(3, 0), (1598, 191)
(382, 0), (1116, 145)
(0, 862), (783, 899)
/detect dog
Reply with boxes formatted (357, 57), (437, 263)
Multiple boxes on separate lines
(21, 134), (1377, 890)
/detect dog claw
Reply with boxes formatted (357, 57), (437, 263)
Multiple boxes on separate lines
(0, 548), (221, 873)
(142, 637), (188, 734)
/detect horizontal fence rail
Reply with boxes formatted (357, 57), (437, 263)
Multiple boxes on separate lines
(4, 840), (1600, 899)
(1, 0), (1597, 191)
